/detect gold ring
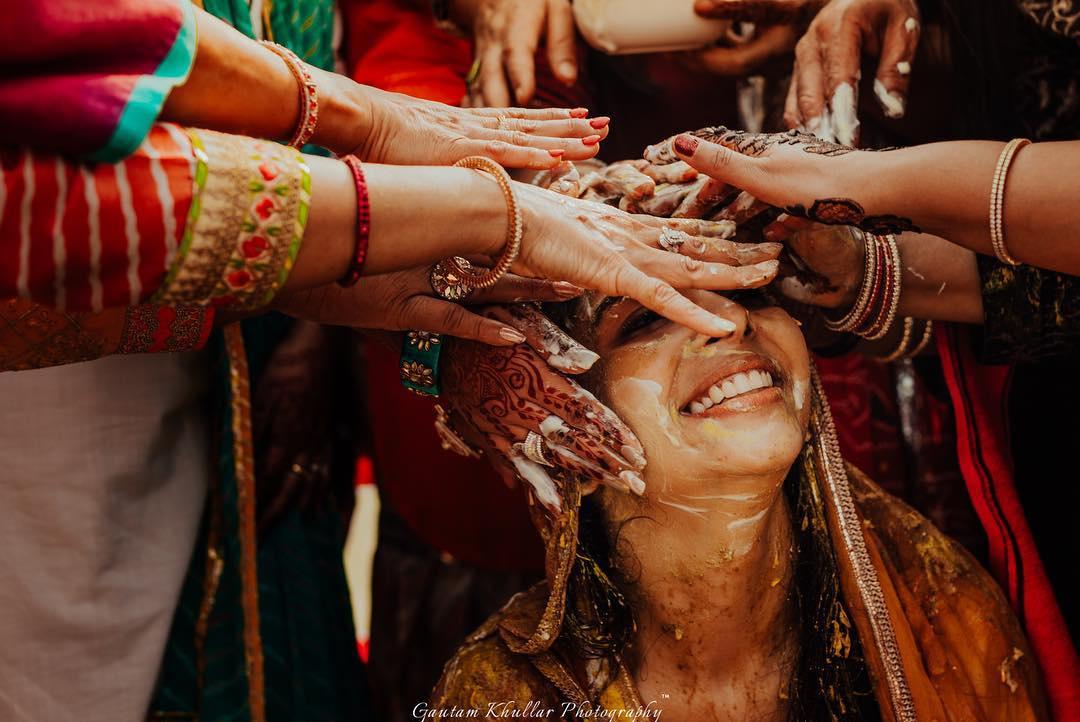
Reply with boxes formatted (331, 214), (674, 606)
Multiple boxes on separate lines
(466, 57), (482, 86)
(522, 431), (554, 467)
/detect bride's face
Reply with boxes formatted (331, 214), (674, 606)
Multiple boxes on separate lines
(574, 290), (811, 494)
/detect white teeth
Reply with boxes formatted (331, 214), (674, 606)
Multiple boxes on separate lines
(708, 384), (725, 404)
(685, 368), (777, 415)
(732, 373), (752, 394)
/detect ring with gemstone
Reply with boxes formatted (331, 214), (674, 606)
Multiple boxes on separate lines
(401, 330), (443, 396)
(658, 226), (690, 253)
(434, 404), (482, 459)
(429, 257), (477, 301)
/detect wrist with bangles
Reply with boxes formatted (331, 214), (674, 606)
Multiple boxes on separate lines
(260, 41), (320, 149)
(825, 232), (903, 341)
(401, 156), (523, 397)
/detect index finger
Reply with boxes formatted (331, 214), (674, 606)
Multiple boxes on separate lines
(612, 264), (740, 338)
(872, 13), (919, 119)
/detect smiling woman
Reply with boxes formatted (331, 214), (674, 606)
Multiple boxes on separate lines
(431, 291), (1048, 722)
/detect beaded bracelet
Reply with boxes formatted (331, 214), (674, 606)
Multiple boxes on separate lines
(260, 41), (319, 149)
(338, 156), (371, 287)
(862, 234), (902, 341)
(906, 319), (934, 358)
(989, 138), (1030, 266)
(825, 230), (876, 334)
(878, 317), (915, 362)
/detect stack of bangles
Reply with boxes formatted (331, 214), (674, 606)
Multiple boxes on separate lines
(401, 156), (524, 397)
(824, 232), (933, 360)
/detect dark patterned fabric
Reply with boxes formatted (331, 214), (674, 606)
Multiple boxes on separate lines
(976, 0), (1080, 364)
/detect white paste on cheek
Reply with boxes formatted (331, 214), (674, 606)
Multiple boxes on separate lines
(614, 378), (682, 448)
(904, 16), (919, 33)
(829, 82), (859, 147)
(896, 61), (911, 76)
(657, 495), (709, 518)
(792, 377), (807, 412)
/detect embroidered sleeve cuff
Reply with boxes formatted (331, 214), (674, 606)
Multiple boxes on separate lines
(152, 128), (310, 310)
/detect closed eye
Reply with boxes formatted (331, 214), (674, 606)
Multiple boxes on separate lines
(617, 307), (664, 341)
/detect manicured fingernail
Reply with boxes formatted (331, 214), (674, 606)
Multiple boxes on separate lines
(559, 61), (577, 82)
(619, 470), (647, 496)
(673, 134), (699, 156)
(589, 116), (610, 129)
(582, 134), (602, 146)
(499, 327), (526, 344)
(621, 445), (647, 470)
(554, 281), (583, 298)
(549, 149), (565, 158)
(713, 317), (738, 334)
(570, 107), (589, 118)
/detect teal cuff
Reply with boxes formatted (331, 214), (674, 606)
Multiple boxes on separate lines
(400, 331), (442, 396)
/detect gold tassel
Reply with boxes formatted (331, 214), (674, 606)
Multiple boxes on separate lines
(224, 323), (266, 722)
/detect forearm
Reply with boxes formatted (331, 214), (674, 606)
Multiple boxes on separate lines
(895, 231), (983, 324)
(858, 141), (1080, 274)
(160, 8), (366, 153)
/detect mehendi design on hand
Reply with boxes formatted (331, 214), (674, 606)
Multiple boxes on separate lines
(689, 127), (858, 158)
(785, 199), (921, 235)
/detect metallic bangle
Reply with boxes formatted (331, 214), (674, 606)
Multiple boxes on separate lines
(260, 41), (319, 149)
(877, 316), (915, 362)
(432, 156), (523, 295)
(862, 234), (903, 341)
(905, 319), (934, 358)
(825, 229), (876, 334)
(989, 138), (1030, 266)
(400, 331), (443, 397)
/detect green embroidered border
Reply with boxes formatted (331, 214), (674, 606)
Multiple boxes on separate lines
(400, 332), (443, 396)
(152, 129), (209, 303)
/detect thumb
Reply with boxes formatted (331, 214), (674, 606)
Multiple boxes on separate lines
(664, 133), (759, 190)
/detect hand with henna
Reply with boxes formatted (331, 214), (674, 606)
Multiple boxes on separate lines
(441, 304), (647, 510)
(645, 126), (921, 236)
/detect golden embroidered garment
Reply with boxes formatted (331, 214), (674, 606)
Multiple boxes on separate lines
(432, 379), (1048, 721)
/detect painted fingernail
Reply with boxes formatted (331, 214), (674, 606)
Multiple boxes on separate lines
(499, 327), (526, 344)
(673, 134), (699, 156)
(589, 116), (610, 129)
(570, 107), (589, 118)
(621, 445), (647, 470)
(619, 470), (647, 496)
(582, 134), (602, 146)
(554, 281), (583, 299)
(549, 149), (566, 158)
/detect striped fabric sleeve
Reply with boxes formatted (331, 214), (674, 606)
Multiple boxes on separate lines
(0, 299), (216, 372)
(0, 124), (311, 312)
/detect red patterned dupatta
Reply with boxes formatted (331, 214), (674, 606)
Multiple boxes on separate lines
(938, 325), (1080, 722)
(0, 0), (196, 162)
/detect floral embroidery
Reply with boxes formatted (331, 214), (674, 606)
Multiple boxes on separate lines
(152, 129), (311, 310)
(408, 331), (441, 352)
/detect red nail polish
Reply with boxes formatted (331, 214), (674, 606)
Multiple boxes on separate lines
(582, 134), (602, 146)
(589, 116), (610, 129)
(674, 134), (699, 156)
(570, 107), (589, 118)
(549, 149), (565, 157)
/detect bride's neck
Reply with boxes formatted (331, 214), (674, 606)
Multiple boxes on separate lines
(603, 469), (798, 698)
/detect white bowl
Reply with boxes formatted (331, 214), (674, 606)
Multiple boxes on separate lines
(573, 0), (730, 55)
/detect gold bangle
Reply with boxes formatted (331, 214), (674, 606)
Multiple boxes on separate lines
(989, 138), (1030, 266)
(905, 319), (934, 358)
(260, 41), (319, 149)
(825, 229), (875, 334)
(441, 156), (522, 292)
(878, 316), (915, 362)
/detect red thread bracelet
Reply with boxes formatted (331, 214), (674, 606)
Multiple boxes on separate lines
(338, 155), (371, 287)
